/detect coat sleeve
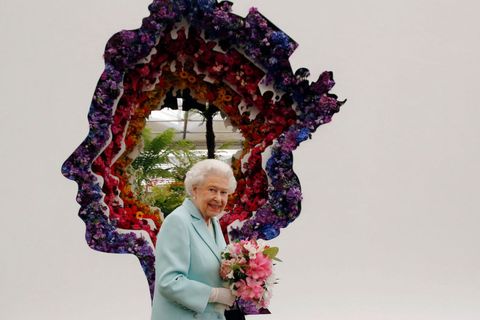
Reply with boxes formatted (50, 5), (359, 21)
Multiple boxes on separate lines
(155, 213), (212, 313)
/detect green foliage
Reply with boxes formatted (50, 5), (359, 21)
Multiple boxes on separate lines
(263, 247), (282, 262)
(130, 128), (203, 217)
(131, 128), (194, 180)
(146, 182), (186, 216)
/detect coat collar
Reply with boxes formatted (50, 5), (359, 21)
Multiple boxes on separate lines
(184, 198), (223, 263)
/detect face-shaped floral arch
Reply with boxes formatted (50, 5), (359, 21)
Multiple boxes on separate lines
(62, 0), (345, 298)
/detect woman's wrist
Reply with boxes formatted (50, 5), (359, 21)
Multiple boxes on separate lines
(208, 287), (218, 303)
(209, 287), (235, 306)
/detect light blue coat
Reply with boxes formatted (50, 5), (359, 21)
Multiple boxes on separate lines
(151, 199), (227, 320)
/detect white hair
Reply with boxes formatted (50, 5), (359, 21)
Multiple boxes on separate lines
(184, 159), (237, 197)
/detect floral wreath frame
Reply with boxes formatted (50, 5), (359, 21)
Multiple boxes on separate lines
(62, 0), (345, 298)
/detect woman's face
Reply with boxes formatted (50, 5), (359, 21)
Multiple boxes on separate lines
(192, 174), (230, 223)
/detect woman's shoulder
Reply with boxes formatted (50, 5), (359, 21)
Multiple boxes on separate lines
(157, 202), (191, 239)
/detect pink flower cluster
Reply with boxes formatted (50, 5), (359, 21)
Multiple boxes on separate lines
(220, 239), (278, 310)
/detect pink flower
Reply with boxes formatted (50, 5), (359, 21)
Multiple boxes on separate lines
(220, 260), (234, 279)
(236, 278), (264, 300)
(220, 240), (279, 311)
(246, 253), (272, 280)
(231, 242), (243, 255)
(260, 287), (273, 307)
(235, 256), (247, 265)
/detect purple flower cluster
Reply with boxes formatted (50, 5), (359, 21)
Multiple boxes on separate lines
(230, 145), (303, 241)
(228, 74), (345, 241)
(229, 72), (345, 241)
(237, 298), (270, 315)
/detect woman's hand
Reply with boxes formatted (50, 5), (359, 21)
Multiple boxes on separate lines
(209, 287), (236, 306)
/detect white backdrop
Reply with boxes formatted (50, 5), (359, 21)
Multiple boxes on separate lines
(1, 1), (479, 319)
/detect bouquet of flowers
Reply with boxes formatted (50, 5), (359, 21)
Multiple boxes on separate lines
(220, 239), (280, 314)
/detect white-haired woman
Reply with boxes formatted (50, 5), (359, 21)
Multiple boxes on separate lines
(151, 159), (238, 320)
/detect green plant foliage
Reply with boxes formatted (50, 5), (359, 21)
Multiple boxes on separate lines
(130, 127), (203, 217)
(147, 182), (186, 216)
(263, 247), (282, 262)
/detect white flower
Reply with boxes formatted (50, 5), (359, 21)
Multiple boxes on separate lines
(244, 241), (260, 258)
(256, 239), (267, 250)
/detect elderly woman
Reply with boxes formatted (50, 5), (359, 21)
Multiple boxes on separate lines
(151, 159), (238, 320)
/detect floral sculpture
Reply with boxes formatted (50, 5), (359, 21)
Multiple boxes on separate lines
(62, 0), (345, 299)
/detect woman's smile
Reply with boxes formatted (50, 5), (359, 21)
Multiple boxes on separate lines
(192, 175), (230, 223)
